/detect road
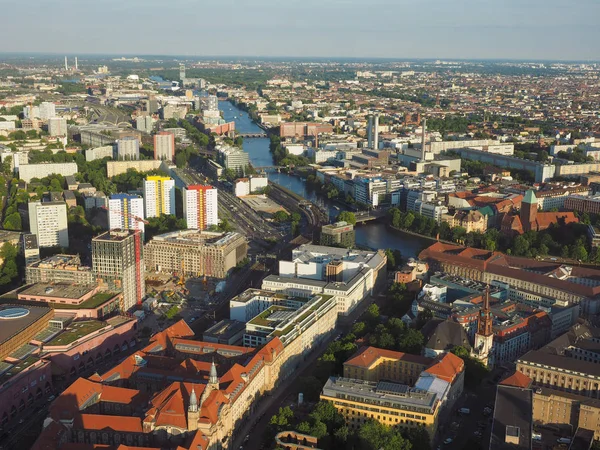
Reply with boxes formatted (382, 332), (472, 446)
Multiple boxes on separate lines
(438, 365), (508, 450)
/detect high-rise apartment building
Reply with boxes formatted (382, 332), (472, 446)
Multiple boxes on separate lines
(39, 102), (57, 121)
(182, 185), (218, 230)
(108, 194), (145, 232)
(136, 115), (154, 133)
(117, 137), (140, 160)
(28, 201), (69, 248)
(48, 117), (67, 136)
(154, 132), (175, 161)
(143, 176), (175, 218)
(92, 229), (145, 311)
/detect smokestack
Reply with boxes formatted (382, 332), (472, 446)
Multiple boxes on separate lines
(367, 115), (373, 148)
(421, 117), (427, 161)
(75, 57), (78, 70)
(373, 114), (379, 150)
(64, 56), (68, 71)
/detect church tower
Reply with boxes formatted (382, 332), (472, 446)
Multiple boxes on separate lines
(520, 190), (538, 232)
(187, 387), (199, 431)
(473, 285), (494, 367)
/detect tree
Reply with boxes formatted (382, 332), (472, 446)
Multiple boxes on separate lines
(222, 168), (237, 182)
(273, 210), (290, 223)
(336, 211), (357, 226)
(351, 321), (366, 337)
(357, 420), (411, 450)
(397, 328), (424, 354)
(270, 406), (294, 429)
(2, 212), (21, 231)
(385, 248), (402, 270)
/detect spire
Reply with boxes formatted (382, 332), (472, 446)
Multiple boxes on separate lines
(477, 284), (493, 337)
(483, 284), (490, 311)
(209, 360), (218, 386)
(189, 387), (198, 412)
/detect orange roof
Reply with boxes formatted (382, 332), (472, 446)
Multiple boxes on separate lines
(187, 431), (209, 450)
(424, 352), (464, 384)
(345, 346), (432, 369)
(50, 378), (142, 421)
(500, 371), (533, 389)
(75, 414), (143, 433)
(200, 389), (229, 424)
(257, 337), (284, 362)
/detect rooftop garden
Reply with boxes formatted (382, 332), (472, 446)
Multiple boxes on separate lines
(46, 321), (107, 346)
(51, 292), (118, 310)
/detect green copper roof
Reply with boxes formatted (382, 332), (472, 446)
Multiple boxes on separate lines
(523, 190), (537, 204)
(479, 206), (495, 216)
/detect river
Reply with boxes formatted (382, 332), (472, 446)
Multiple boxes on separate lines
(219, 100), (431, 258)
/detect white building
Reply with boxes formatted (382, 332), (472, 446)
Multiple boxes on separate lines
(229, 289), (307, 323)
(18, 162), (78, 183)
(234, 176), (268, 197)
(182, 185), (218, 230)
(48, 117), (67, 137)
(116, 137), (140, 160)
(234, 179), (250, 197)
(39, 102), (57, 121)
(154, 132), (175, 161)
(85, 146), (114, 162)
(108, 194), (145, 232)
(143, 176), (175, 218)
(28, 201), (69, 248)
(261, 244), (387, 316)
(136, 115), (154, 133)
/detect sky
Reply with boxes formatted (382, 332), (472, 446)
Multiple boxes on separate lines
(1, 0), (599, 61)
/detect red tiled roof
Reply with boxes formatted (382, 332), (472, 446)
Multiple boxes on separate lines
(500, 371), (533, 389)
(50, 378), (142, 421)
(424, 352), (464, 384)
(75, 414), (143, 433)
(345, 346), (432, 369)
(200, 389), (229, 424)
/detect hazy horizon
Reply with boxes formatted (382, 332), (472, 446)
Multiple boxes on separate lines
(2, 0), (599, 61)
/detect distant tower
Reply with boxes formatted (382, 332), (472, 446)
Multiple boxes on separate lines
(64, 56), (68, 71)
(373, 114), (380, 150)
(473, 285), (494, 367)
(367, 115), (374, 148)
(421, 117), (427, 161)
(75, 57), (78, 70)
(179, 63), (186, 81)
(520, 190), (538, 232)
(187, 387), (199, 431)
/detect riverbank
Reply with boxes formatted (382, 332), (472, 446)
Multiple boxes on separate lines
(220, 100), (435, 258)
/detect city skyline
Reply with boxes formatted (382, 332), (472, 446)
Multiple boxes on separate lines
(2, 0), (600, 61)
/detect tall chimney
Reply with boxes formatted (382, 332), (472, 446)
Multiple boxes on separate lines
(64, 56), (68, 71)
(75, 57), (78, 70)
(373, 114), (379, 150)
(421, 117), (427, 161)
